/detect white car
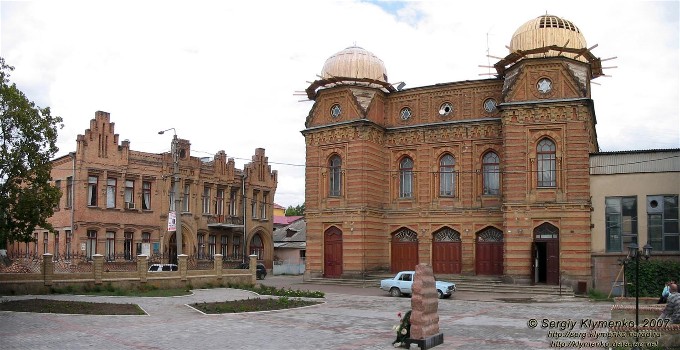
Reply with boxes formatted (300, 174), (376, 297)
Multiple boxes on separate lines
(148, 264), (178, 272)
(380, 271), (456, 299)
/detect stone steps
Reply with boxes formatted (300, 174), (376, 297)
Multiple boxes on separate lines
(303, 275), (572, 296)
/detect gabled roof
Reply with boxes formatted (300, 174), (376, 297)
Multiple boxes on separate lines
(273, 215), (304, 226)
(273, 218), (306, 249)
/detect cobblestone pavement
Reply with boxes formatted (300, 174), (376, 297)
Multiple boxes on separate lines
(0, 279), (614, 350)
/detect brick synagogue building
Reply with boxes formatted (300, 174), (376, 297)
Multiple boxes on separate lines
(302, 14), (605, 290)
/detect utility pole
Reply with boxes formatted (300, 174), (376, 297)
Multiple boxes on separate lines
(159, 128), (182, 263)
(171, 134), (183, 259)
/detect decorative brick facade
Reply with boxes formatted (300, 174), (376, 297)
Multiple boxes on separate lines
(9, 111), (277, 269)
(302, 16), (600, 290)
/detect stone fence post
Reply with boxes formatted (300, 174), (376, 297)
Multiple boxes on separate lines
(249, 254), (258, 285)
(42, 253), (54, 286)
(178, 254), (188, 281)
(137, 254), (148, 283)
(92, 254), (104, 285)
(214, 254), (223, 276)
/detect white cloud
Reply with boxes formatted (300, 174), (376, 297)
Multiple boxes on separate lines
(2, 0), (678, 207)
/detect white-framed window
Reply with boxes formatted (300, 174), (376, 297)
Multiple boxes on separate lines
(208, 234), (216, 259)
(229, 190), (238, 216)
(124, 180), (135, 207)
(483, 152), (500, 195)
(106, 178), (116, 208)
(86, 230), (97, 259)
(124, 232), (133, 260)
(66, 177), (73, 208)
(183, 183), (190, 212)
(216, 188), (225, 216)
(439, 154), (455, 197)
(399, 157), (413, 198)
(261, 192), (268, 219)
(105, 231), (115, 261)
(537, 138), (556, 188)
(251, 190), (258, 218)
(202, 186), (211, 214)
(329, 155), (341, 197)
(142, 181), (151, 210)
(87, 176), (98, 206)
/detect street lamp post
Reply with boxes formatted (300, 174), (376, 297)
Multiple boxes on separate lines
(624, 242), (653, 349)
(159, 128), (182, 263)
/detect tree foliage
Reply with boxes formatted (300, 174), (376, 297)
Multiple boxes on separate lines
(624, 258), (680, 297)
(285, 203), (305, 216)
(0, 57), (63, 243)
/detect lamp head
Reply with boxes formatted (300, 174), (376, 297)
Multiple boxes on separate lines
(627, 243), (639, 259)
(158, 130), (165, 135)
(643, 243), (653, 259)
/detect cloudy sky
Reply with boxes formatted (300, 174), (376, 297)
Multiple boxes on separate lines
(1, 0), (678, 208)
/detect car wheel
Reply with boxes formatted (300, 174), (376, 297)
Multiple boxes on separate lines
(389, 287), (402, 297)
(437, 290), (444, 299)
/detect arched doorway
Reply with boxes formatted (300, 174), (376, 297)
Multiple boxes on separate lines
(432, 227), (462, 274)
(475, 227), (503, 275)
(323, 227), (343, 278)
(532, 223), (560, 285)
(391, 228), (418, 273)
(169, 233), (177, 264)
(249, 233), (265, 260)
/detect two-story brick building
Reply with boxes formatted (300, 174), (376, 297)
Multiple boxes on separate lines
(8, 111), (277, 269)
(302, 14), (603, 290)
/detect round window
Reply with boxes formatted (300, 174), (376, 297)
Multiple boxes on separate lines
(439, 102), (453, 117)
(330, 104), (342, 118)
(483, 99), (497, 113)
(400, 107), (412, 120)
(537, 78), (552, 94)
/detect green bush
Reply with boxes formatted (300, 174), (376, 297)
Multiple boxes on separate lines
(624, 259), (680, 297)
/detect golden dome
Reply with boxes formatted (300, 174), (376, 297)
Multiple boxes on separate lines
(321, 46), (388, 83)
(509, 15), (588, 62)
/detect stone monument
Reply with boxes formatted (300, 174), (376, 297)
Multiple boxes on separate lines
(406, 263), (444, 349)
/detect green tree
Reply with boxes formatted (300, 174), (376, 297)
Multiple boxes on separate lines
(285, 203), (305, 216)
(0, 57), (63, 245)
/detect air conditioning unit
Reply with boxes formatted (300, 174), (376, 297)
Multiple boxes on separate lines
(647, 196), (663, 214)
(125, 202), (136, 210)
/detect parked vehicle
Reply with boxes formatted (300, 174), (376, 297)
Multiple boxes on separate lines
(148, 264), (178, 272)
(238, 262), (267, 280)
(380, 271), (456, 299)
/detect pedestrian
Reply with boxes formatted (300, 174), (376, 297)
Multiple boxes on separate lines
(659, 280), (672, 304)
(661, 283), (680, 323)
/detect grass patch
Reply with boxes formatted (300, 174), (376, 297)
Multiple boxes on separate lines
(588, 288), (614, 302)
(191, 296), (321, 314)
(0, 298), (145, 315)
(228, 282), (325, 298)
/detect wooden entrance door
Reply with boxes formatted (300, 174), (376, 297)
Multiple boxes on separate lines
(391, 228), (419, 273)
(475, 228), (504, 275)
(324, 227), (343, 278)
(534, 223), (560, 285)
(432, 228), (462, 274)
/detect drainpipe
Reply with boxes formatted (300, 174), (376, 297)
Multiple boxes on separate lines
(70, 152), (76, 258)
(242, 173), (247, 263)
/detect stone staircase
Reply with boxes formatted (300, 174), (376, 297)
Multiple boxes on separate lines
(303, 274), (574, 296)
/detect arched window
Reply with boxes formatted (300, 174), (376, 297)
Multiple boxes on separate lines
(329, 155), (341, 197)
(439, 154), (455, 197)
(399, 157), (413, 198)
(482, 151), (500, 195)
(250, 233), (264, 260)
(537, 138), (556, 187)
